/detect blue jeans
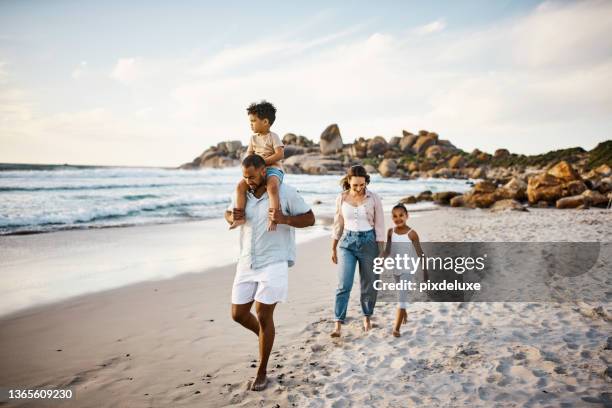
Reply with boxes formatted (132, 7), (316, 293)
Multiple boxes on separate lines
(334, 229), (379, 322)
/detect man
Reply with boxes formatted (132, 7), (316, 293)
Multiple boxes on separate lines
(225, 154), (315, 391)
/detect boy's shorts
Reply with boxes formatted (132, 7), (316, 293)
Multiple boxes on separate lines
(231, 261), (289, 305)
(265, 167), (284, 183)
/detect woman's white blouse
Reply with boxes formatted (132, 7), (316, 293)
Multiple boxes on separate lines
(341, 201), (371, 232)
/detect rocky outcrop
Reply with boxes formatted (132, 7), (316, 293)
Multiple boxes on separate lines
(179, 141), (243, 169)
(526, 161), (585, 204)
(319, 124), (343, 155)
(413, 134), (437, 155)
(367, 136), (389, 157)
(432, 191), (461, 205)
(378, 159), (397, 177)
(179, 128), (611, 214)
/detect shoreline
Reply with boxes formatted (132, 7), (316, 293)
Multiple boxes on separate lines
(0, 207), (610, 407)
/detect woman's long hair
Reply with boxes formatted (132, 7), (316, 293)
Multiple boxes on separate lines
(340, 165), (371, 191)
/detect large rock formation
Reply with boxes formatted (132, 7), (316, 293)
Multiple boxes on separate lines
(319, 124), (343, 155)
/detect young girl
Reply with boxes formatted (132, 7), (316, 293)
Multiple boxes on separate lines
(383, 203), (428, 337)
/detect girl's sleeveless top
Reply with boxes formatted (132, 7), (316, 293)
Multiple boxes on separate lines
(388, 229), (419, 276)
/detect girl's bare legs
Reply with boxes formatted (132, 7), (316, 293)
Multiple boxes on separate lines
(363, 316), (372, 332)
(392, 308), (407, 337)
(229, 179), (248, 229)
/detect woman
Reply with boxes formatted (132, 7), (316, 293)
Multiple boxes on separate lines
(331, 165), (385, 337)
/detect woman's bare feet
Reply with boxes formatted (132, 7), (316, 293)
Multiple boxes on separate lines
(392, 329), (401, 337)
(250, 373), (268, 391)
(330, 321), (342, 337)
(363, 316), (372, 332)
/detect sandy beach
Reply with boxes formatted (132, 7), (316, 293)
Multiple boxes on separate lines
(1, 207), (611, 408)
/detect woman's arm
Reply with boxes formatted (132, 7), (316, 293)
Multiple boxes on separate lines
(372, 192), (386, 243)
(383, 228), (393, 257)
(331, 193), (344, 264)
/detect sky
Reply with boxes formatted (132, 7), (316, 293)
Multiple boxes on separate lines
(1, 0), (611, 167)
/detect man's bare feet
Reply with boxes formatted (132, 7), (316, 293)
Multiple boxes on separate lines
(392, 329), (401, 337)
(363, 317), (372, 332)
(330, 321), (342, 337)
(250, 373), (268, 391)
(229, 218), (246, 230)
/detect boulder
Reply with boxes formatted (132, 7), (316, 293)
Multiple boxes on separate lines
(425, 145), (443, 159)
(407, 162), (419, 172)
(283, 145), (306, 158)
(448, 155), (466, 169)
(565, 180), (587, 196)
(399, 195), (417, 204)
(450, 195), (465, 207)
(282, 133), (297, 145)
(556, 195), (586, 209)
(473, 180), (497, 194)
(413, 135), (437, 155)
(378, 158), (397, 177)
(349, 137), (368, 158)
(497, 177), (527, 201)
(320, 124), (343, 155)
(594, 163), (611, 177)
(462, 181), (499, 208)
(296, 135), (314, 147)
(598, 177), (611, 194)
(490, 199), (526, 212)
(494, 148), (510, 159)
(417, 190), (433, 201)
(434, 168), (454, 178)
(367, 136), (389, 156)
(388, 136), (401, 147)
(437, 139), (456, 149)
(224, 140), (242, 154)
(526, 173), (564, 204)
(432, 191), (460, 205)
(363, 164), (378, 174)
(547, 160), (581, 182)
(581, 189), (608, 207)
(399, 133), (418, 153)
(470, 166), (487, 179)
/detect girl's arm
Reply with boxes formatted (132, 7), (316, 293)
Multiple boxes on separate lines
(409, 230), (428, 281)
(265, 146), (284, 166)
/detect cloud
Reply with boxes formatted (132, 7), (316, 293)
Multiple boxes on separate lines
(109, 57), (143, 84)
(413, 19), (446, 36)
(71, 61), (88, 79)
(2, 1), (611, 166)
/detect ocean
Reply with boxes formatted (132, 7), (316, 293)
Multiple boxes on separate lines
(0, 164), (474, 235)
(0, 163), (476, 316)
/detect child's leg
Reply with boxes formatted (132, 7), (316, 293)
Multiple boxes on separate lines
(393, 308), (407, 337)
(266, 176), (281, 231)
(229, 179), (248, 229)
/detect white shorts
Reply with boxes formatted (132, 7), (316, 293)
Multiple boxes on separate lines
(231, 261), (289, 305)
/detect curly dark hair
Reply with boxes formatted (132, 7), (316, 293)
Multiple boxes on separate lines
(340, 165), (371, 191)
(392, 203), (408, 214)
(246, 100), (276, 125)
